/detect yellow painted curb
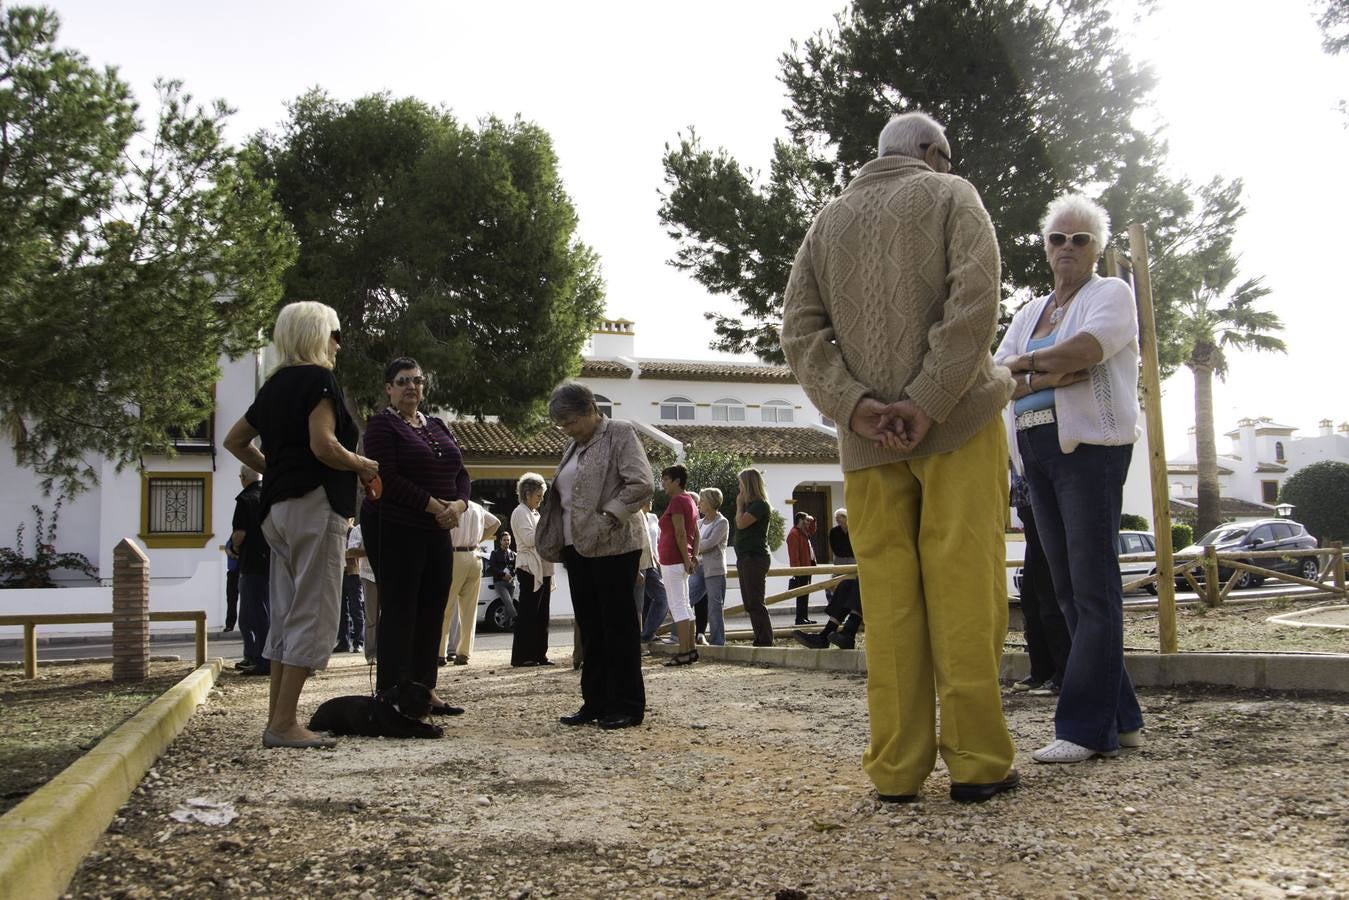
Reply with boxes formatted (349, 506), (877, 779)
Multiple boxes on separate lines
(0, 659), (223, 900)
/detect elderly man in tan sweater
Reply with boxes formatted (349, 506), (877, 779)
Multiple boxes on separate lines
(781, 111), (1018, 804)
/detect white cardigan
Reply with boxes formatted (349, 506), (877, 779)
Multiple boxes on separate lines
(994, 275), (1141, 473)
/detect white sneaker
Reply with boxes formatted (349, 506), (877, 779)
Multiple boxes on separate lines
(1032, 739), (1119, 764)
(1119, 729), (1143, 748)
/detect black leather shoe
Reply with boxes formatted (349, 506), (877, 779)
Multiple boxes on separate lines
(793, 629), (829, 649)
(827, 631), (856, 650)
(795, 618), (817, 626)
(560, 708), (601, 726)
(878, 792), (919, 804)
(950, 768), (1020, 803)
(598, 713), (642, 730)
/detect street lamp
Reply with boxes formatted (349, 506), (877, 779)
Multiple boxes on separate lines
(1275, 502), (1295, 518)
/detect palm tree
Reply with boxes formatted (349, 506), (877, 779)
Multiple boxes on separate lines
(1177, 260), (1284, 538)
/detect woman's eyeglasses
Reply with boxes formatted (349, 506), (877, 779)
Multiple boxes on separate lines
(330, 330), (342, 345)
(1047, 232), (1094, 248)
(392, 375), (426, 387)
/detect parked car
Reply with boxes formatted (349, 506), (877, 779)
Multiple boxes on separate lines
(1013, 530), (1159, 598)
(1174, 518), (1319, 591)
(464, 549), (514, 632)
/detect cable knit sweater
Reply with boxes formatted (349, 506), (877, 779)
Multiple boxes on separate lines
(781, 155), (1013, 471)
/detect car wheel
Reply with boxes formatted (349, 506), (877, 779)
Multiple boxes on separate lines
(1145, 572), (1159, 596)
(487, 599), (512, 633)
(1233, 569), (1254, 590)
(1300, 557), (1321, 582)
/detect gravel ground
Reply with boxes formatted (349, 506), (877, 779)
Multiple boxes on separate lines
(64, 616), (1349, 900)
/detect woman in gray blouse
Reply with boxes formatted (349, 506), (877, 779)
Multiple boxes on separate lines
(688, 488), (730, 646)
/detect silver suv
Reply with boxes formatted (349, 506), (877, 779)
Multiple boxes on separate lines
(1176, 518), (1319, 590)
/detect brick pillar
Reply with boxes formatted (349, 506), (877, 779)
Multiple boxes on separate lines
(112, 538), (150, 682)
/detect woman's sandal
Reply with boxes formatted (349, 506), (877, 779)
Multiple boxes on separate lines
(664, 650), (699, 667)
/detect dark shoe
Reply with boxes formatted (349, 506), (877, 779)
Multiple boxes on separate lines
(950, 769), (1020, 804)
(826, 631), (856, 650)
(793, 629), (829, 650)
(1011, 677), (1043, 693)
(429, 702), (465, 716)
(538, 659), (555, 666)
(453, 655), (468, 666)
(560, 708), (601, 726)
(663, 650), (699, 667)
(220, 627), (235, 634)
(437, 656), (448, 667)
(238, 666), (271, 677)
(878, 793), (919, 804)
(1027, 682), (1060, 697)
(795, 618), (817, 626)
(233, 657), (256, 670)
(351, 643), (363, 653)
(598, 713), (641, 730)
(333, 643), (351, 653)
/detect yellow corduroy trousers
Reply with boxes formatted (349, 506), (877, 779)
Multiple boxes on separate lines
(845, 416), (1014, 794)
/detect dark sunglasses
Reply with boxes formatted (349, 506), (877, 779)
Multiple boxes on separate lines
(1047, 232), (1094, 248)
(392, 375), (426, 388)
(330, 330), (342, 345)
(919, 142), (954, 170)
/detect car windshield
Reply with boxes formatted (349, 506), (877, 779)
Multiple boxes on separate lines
(1196, 526), (1248, 545)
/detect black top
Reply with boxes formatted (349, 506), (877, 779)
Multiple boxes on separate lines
(244, 365), (359, 519)
(489, 548), (516, 580)
(733, 499), (772, 558)
(360, 409), (471, 530)
(829, 525), (854, 560)
(231, 482), (270, 576)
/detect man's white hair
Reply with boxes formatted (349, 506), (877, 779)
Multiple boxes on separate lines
(877, 111), (948, 160)
(1041, 193), (1111, 248)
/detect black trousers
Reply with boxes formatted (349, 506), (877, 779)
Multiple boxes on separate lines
(365, 513), (453, 693)
(512, 570), (552, 665)
(1018, 503), (1072, 685)
(224, 569), (239, 631)
(788, 574), (813, 621)
(563, 546), (644, 719)
(737, 554), (774, 646)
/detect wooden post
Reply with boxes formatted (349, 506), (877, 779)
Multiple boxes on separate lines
(23, 622), (36, 680)
(1128, 224), (1178, 654)
(112, 538), (150, 682)
(1202, 545), (1221, 608)
(194, 613), (207, 668)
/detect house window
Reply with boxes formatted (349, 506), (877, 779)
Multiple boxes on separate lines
(140, 472), (214, 549)
(659, 396), (695, 421)
(594, 394), (613, 418)
(711, 398), (746, 422)
(761, 400), (794, 424)
(1261, 480), (1279, 504)
(1274, 441), (1285, 462)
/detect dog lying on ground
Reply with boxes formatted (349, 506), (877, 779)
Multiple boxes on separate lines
(308, 682), (443, 739)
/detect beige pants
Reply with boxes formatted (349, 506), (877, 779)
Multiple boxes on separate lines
(440, 551), (482, 659)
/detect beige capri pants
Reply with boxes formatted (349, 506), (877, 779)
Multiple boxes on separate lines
(261, 487), (346, 670)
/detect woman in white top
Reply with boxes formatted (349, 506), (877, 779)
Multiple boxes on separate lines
(688, 488), (730, 645)
(994, 192), (1144, 765)
(510, 473), (554, 667)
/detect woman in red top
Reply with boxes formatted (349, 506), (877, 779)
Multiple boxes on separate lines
(657, 464), (700, 666)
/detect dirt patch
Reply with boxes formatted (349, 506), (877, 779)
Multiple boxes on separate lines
(64, 645), (1348, 899)
(1121, 597), (1349, 654)
(0, 660), (192, 815)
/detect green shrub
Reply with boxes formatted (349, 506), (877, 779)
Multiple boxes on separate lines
(1171, 522), (1194, 551)
(0, 502), (98, 588)
(1120, 513), (1150, 532)
(1279, 461), (1349, 542)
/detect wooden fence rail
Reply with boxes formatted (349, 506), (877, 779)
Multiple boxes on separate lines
(0, 611), (208, 678)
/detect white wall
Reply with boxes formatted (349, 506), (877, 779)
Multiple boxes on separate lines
(584, 371), (827, 429)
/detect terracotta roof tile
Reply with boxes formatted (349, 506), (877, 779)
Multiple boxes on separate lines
(637, 361), (796, 384)
(657, 425), (838, 463)
(579, 359), (633, 378)
(447, 420), (668, 463)
(1169, 497), (1276, 517)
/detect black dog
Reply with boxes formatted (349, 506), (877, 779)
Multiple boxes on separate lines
(308, 682), (443, 739)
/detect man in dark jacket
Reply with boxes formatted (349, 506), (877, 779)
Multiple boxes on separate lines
(232, 467), (270, 676)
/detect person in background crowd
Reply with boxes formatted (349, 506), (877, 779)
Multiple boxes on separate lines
(781, 111), (1019, 802)
(347, 521), (377, 664)
(441, 500), (500, 666)
(787, 512), (818, 625)
(1009, 474), (1071, 696)
(223, 301), (378, 749)
(487, 531), (518, 631)
(232, 466), (270, 677)
(535, 381), (653, 729)
(334, 519), (364, 654)
(223, 536), (239, 634)
(638, 499), (671, 646)
(794, 508), (863, 649)
(658, 464), (700, 666)
(995, 192), (1144, 764)
(733, 468), (775, 647)
(689, 487), (730, 646)
(361, 356), (469, 715)
(511, 472), (554, 667)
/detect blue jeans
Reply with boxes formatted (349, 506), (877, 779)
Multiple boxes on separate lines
(1018, 423), (1143, 751)
(238, 572), (270, 674)
(336, 572), (364, 648)
(639, 566), (669, 641)
(688, 567), (727, 645)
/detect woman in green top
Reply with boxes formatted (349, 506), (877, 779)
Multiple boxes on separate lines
(734, 468), (775, 646)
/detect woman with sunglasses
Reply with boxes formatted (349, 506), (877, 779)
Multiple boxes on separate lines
(223, 302), (379, 749)
(994, 193), (1145, 765)
(360, 357), (470, 715)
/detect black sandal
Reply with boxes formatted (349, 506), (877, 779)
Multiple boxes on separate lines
(664, 650), (699, 667)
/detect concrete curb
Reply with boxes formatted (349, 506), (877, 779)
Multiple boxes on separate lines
(657, 644), (1349, 693)
(0, 658), (222, 899)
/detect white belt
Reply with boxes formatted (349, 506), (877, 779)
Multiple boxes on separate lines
(1014, 408), (1055, 431)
